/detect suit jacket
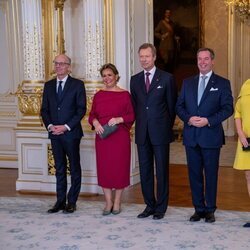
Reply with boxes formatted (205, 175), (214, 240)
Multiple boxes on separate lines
(41, 75), (86, 140)
(130, 68), (177, 145)
(176, 72), (234, 148)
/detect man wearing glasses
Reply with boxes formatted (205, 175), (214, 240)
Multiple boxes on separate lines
(41, 54), (86, 213)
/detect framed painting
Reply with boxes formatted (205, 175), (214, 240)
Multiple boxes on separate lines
(153, 0), (201, 89)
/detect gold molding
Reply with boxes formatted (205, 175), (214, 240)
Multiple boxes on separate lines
(42, 0), (66, 80)
(54, 0), (66, 55)
(48, 144), (70, 175)
(21, 80), (44, 84)
(84, 81), (103, 84)
(42, 0), (55, 81)
(0, 156), (18, 161)
(104, 0), (114, 63)
(0, 111), (16, 117)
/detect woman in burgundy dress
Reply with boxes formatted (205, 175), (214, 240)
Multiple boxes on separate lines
(88, 63), (135, 215)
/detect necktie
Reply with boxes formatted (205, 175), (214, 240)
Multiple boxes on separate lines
(197, 75), (207, 104)
(145, 72), (151, 92)
(57, 81), (63, 100)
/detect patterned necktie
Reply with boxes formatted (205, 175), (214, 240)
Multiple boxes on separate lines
(57, 80), (63, 100)
(197, 75), (207, 104)
(145, 72), (151, 92)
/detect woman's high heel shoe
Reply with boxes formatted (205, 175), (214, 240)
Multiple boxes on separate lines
(112, 205), (121, 215)
(112, 209), (121, 215)
(102, 206), (113, 216)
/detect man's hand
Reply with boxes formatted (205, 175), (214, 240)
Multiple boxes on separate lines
(51, 125), (67, 135)
(188, 116), (209, 128)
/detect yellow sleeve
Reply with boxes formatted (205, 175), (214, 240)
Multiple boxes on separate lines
(234, 98), (241, 119)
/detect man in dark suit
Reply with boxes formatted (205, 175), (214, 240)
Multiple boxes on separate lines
(41, 54), (86, 213)
(130, 43), (177, 220)
(176, 48), (233, 223)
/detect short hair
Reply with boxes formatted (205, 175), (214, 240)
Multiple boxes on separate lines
(138, 43), (157, 57)
(197, 48), (215, 60)
(55, 54), (71, 64)
(64, 55), (71, 64)
(99, 63), (120, 81)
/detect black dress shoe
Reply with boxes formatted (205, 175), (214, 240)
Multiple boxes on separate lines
(189, 212), (205, 222)
(137, 209), (155, 218)
(205, 212), (215, 223)
(47, 203), (66, 213)
(63, 204), (76, 213)
(243, 222), (250, 227)
(153, 213), (165, 220)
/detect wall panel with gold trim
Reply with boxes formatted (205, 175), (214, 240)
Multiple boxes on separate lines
(0, 0), (22, 168)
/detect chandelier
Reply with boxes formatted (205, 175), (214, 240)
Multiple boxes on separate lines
(225, 0), (250, 22)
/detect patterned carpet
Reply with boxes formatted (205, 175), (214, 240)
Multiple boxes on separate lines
(0, 197), (249, 250)
(170, 139), (237, 167)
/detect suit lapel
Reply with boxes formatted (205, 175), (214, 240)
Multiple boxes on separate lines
(51, 79), (58, 102)
(199, 73), (217, 105)
(138, 71), (147, 94)
(58, 75), (71, 103)
(148, 68), (161, 93)
(192, 75), (199, 105)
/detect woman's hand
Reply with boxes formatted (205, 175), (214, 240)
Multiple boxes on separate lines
(93, 119), (104, 135)
(108, 117), (123, 126)
(239, 133), (249, 148)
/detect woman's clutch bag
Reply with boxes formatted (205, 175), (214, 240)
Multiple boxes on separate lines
(99, 124), (118, 139)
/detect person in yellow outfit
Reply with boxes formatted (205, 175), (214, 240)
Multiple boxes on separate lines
(233, 79), (250, 228)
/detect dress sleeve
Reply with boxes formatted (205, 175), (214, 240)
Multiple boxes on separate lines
(121, 93), (135, 129)
(234, 98), (241, 119)
(88, 94), (97, 129)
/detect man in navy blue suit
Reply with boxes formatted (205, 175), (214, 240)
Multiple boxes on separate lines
(41, 54), (86, 213)
(176, 48), (233, 223)
(130, 43), (177, 220)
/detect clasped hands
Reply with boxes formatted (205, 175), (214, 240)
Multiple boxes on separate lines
(94, 117), (122, 135)
(50, 125), (67, 135)
(188, 116), (209, 128)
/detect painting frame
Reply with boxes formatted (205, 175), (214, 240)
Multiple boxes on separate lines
(153, 0), (203, 78)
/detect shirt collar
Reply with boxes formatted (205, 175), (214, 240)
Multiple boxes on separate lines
(199, 70), (212, 79)
(144, 66), (156, 76)
(57, 75), (68, 84)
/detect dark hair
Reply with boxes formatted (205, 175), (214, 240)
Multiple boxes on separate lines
(99, 63), (120, 81)
(197, 48), (215, 60)
(138, 43), (157, 57)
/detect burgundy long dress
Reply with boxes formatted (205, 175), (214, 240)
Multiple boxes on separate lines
(88, 90), (135, 189)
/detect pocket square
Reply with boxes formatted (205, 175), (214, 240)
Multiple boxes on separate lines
(157, 85), (163, 89)
(210, 87), (218, 91)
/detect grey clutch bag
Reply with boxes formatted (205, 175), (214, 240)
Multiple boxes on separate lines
(99, 124), (118, 139)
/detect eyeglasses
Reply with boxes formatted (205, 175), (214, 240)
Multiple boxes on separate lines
(53, 61), (70, 67)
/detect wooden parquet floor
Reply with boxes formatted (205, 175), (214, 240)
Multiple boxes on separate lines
(0, 165), (249, 212)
